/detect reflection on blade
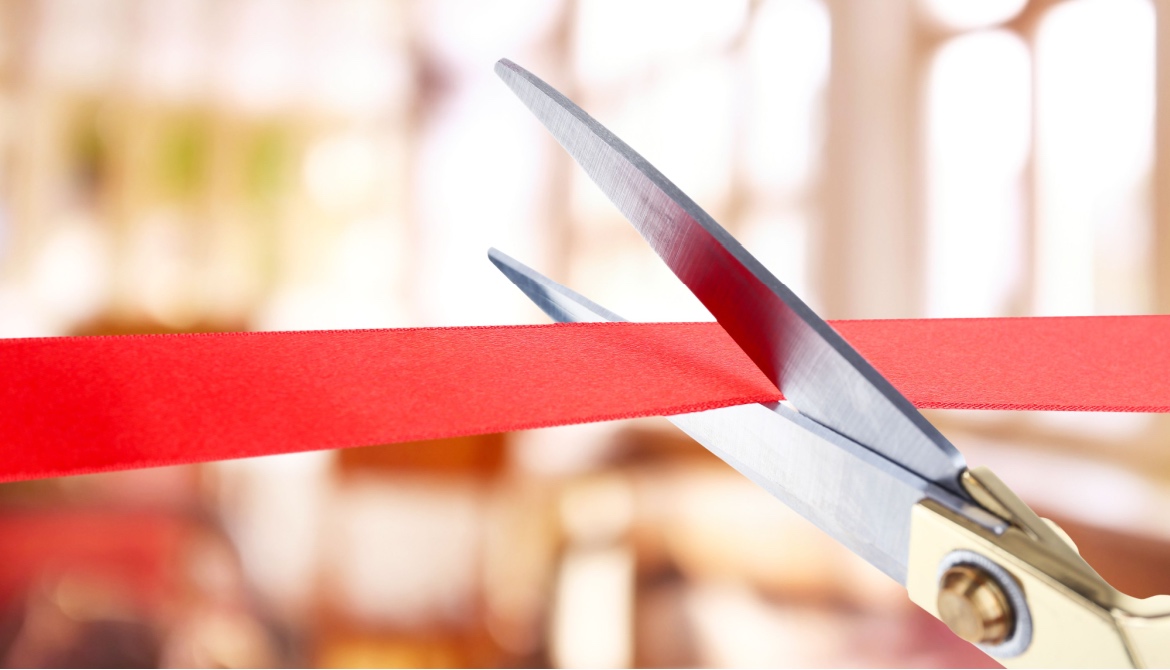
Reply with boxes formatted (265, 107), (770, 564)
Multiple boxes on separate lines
(495, 59), (967, 495)
(488, 250), (1001, 583)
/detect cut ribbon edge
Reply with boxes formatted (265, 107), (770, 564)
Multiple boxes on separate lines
(2, 316), (1168, 483)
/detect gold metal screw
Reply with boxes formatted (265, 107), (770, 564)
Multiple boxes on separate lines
(937, 564), (1015, 645)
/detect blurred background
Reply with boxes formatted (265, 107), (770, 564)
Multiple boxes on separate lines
(0, 0), (1169, 666)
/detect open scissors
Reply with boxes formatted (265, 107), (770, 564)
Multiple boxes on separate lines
(487, 59), (1169, 668)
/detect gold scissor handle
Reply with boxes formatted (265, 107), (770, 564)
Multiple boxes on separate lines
(908, 467), (1170, 668)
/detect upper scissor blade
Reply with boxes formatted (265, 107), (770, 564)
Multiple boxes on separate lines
(495, 59), (967, 494)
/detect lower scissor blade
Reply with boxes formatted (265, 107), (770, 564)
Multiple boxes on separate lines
(488, 249), (1002, 583)
(489, 248), (623, 323)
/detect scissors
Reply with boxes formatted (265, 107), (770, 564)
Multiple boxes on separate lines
(486, 59), (1170, 667)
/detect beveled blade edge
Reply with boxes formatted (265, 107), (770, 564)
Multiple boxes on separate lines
(486, 249), (1003, 583)
(494, 58), (968, 496)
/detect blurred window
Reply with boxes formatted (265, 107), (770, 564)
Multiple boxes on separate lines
(925, 30), (1030, 317)
(1034, 0), (1155, 316)
(923, 0), (1156, 317)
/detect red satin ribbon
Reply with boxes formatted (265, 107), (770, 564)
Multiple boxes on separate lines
(2, 316), (1168, 483)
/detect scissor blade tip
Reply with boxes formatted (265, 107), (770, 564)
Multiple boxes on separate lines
(487, 247), (510, 264)
(487, 249), (524, 282)
(494, 59), (519, 76)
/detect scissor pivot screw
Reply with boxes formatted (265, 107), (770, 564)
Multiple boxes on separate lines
(937, 564), (1014, 645)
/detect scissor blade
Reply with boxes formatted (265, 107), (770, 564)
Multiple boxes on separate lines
(495, 59), (967, 495)
(488, 249), (1000, 582)
(489, 248), (624, 323)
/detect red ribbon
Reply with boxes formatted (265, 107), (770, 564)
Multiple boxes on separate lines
(3, 316), (1168, 483)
